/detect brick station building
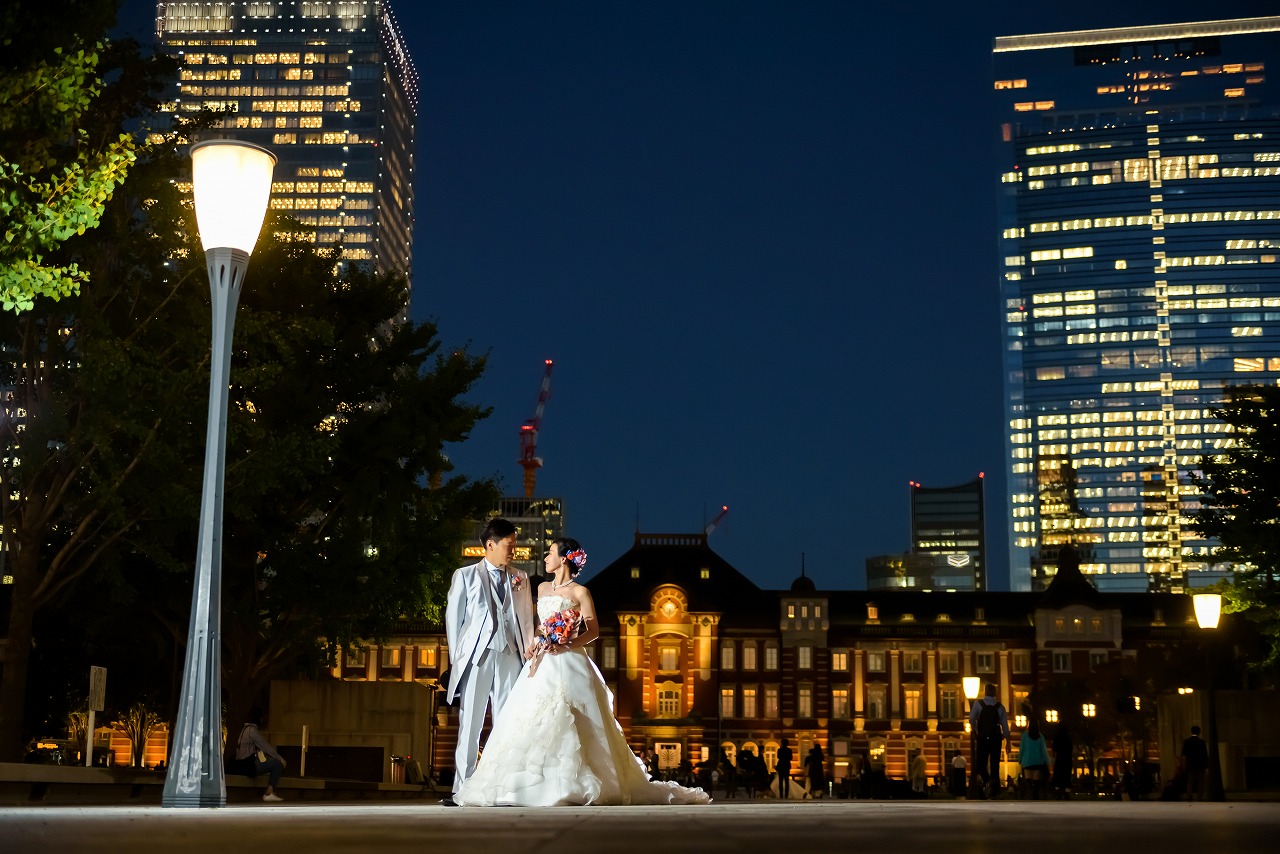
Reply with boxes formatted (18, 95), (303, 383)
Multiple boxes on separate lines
(344, 533), (1205, 789)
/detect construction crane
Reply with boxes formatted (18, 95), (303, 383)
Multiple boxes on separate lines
(519, 359), (554, 498)
(705, 505), (729, 536)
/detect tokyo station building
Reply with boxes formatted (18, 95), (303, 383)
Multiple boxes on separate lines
(344, 533), (1207, 786)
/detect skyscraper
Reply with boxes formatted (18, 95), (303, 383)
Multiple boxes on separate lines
(156, 1), (417, 288)
(866, 476), (985, 592)
(994, 17), (1280, 592)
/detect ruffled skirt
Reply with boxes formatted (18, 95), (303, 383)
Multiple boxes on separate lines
(455, 649), (710, 806)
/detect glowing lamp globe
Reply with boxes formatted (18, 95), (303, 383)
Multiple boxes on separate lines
(1193, 593), (1222, 630)
(190, 140), (277, 253)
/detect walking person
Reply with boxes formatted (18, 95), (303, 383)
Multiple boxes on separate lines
(776, 738), (794, 799)
(443, 518), (536, 805)
(1018, 715), (1050, 800)
(950, 752), (967, 797)
(1051, 721), (1074, 799)
(909, 752), (928, 796)
(1180, 725), (1210, 801)
(805, 744), (826, 799)
(968, 683), (1009, 798)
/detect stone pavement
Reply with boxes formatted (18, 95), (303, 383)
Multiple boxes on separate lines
(3, 799), (1279, 854)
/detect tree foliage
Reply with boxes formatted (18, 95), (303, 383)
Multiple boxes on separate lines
(1, 8), (498, 756)
(1190, 384), (1280, 676)
(0, 1), (139, 312)
(0, 15), (182, 761)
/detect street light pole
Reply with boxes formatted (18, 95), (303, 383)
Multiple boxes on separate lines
(162, 140), (275, 808)
(1192, 592), (1227, 802)
(962, 676), (980, 797)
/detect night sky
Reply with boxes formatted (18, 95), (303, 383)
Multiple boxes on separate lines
(115, 1), (1276, 591)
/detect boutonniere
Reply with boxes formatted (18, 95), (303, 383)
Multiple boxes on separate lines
(510, 572), (524, 592)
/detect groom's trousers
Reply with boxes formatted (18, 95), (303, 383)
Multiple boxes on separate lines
(453, 647), (522, 793)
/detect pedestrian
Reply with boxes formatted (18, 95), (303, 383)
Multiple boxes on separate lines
(805, 744), (826, 799)
(233, 707), (287, 802)
(1051, 721), (1074, 799)
(950, 752), (967, 797)
(1018, 715), (1050, 800)
(738, 748), (759, 798)
(909, 752), (928, 796)
(1180, 725), (1210, 801)
(719, 747), (738, 798)
(968, 683), (1009, 798)
(776, 738), (794, 799)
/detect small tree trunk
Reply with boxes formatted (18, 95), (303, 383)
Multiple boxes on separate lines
(0, 549), (39, 762)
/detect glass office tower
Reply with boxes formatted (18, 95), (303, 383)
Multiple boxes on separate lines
(994, 17), (1280, 591)
(156, 2), (417, 290)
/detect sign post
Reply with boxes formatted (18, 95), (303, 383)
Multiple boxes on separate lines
(86, 666), (107, 767)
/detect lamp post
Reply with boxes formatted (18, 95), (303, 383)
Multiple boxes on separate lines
(962, 676), (980, 796)
(162, 140), (275, 808)
(1192, 592), (1227, 802)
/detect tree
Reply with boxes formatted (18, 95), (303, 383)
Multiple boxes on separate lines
(113, 702), (161, 767)
(0, 1), (139, 312)
(131, 229), (501, 746)
(1190, 384), (1280, 677)
(0, 25), (182, 760)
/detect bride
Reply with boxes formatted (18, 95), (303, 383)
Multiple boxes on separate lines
(454, 538), (711, 806)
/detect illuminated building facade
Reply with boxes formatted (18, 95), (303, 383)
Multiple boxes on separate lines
(994, 17), (1280, 591)
(156, 1), (417, 289)
(343, 534), (1210, 790)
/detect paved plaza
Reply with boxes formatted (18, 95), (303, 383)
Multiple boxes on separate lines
(2, 799), (1279, 854)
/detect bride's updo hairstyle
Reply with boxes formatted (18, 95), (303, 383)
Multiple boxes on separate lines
(554, 537), (588, 578)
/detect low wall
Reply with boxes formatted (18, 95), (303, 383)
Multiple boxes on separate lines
(0, 762), (433, 806)
(267, 679), (434, 783)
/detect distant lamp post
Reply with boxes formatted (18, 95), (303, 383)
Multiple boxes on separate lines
(962, 676), (981, 790)
(1192, 592), (1227, 801)
(1082, 703), (1096, 718)
(162, 140), (276, 809)
(1044, 709), (1059, 724)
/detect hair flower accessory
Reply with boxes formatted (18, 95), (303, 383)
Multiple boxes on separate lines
(564, 548), (588, 570)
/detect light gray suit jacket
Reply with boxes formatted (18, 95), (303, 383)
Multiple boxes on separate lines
(444, 559), (535, 703)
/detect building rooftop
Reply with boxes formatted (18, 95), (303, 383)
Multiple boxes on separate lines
(994, 16), (1280, 53)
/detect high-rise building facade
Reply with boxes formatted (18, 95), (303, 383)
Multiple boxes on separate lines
(866, 476), (986, 592)
(994, 17), (1280, 592)
(156, 1), (417, 287)
(462, 496), (567, 580)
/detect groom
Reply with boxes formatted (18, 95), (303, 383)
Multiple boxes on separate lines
(442, 517), (535, 804)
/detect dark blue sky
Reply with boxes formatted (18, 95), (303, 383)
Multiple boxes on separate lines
(116, 1), (1275, 590)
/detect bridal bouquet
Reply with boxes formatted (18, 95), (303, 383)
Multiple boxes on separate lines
(527, 607), (581, 676)
(539, 608), (581, 646)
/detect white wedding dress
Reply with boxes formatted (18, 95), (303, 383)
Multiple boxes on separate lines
(455, 594), (711, 807)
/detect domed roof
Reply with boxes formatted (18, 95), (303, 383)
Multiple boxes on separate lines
(790, 573), (816, 593)
(1040, 543), (1103, 609)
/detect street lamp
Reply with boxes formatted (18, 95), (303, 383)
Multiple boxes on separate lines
(162, 140), (276, 808)
(1192, 592), (1226, 802)
(962, 677), (981, 796)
